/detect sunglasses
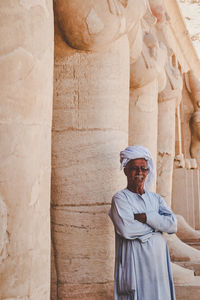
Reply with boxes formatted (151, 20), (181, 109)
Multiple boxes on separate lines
(130, 166), (149, 172)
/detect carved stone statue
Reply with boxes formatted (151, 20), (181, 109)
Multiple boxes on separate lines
(53, 0), (148, 51)
(129, 0), (167, 172)
(185, 70), (200, 166)
(157, 50), (183, 206)
(146, 0), (200, 285)
(52, 1), (149, 298)
(148, 0), (183, 206)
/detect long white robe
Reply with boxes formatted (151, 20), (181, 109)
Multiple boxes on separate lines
(109, 188), (177, 300)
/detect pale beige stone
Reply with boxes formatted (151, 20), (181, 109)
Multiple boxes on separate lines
(129, 34), (167, 89)
(129, 79), (159, 187)
(145, 0), (200, 291)
(19, 0), (49, 17)
(3, 297), (29, 300)
(86, 8), (105, 35)
(172, 263), (196, 284)
(175, 280), (200, 300)
(2, 0), (200, 299)
(107, 0), (123, 16)
(172, 168), (198, 228)
(150, 0), (183, 206)
(167, 233), (200, 261)
(157, 99), (176, 205)
(0, 196), (8, 264)
(129, 4), (168, 189)
(164, 0), (200, 76)
(51, 0), (200, 298)
(173, 169), (200, 230)
(53, 0), (147, 51)
(0, 1), (54, 299)
(184, 71), (200, 165)
(157, 56), (183, 204)
(176, 214), (200, 242)
(52, 28), (130, 297)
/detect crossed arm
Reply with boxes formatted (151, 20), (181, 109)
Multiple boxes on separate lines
(109, 192), (177, 240)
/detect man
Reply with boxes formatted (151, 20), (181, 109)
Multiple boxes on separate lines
(109, 145), (177, 300)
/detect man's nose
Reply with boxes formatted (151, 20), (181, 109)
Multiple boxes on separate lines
(137, 167), (143, 174)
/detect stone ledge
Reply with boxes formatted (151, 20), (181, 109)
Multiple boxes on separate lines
(175, 278), (200, 300)
(175, 261), (200, 276)
(184, 240), (200, 251)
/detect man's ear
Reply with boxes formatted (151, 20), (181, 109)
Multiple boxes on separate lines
(124, 166), (128, 177)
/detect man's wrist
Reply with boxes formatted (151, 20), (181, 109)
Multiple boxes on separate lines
(134, 213), (147, 223)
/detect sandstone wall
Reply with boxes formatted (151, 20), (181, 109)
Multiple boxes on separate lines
(0, 1), (54, 299)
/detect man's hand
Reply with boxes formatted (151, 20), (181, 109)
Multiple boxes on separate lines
(134, 213), (147, 223)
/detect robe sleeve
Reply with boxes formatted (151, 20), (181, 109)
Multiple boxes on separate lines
(109, 192), (154, 240)
(146, 194), (177, 234)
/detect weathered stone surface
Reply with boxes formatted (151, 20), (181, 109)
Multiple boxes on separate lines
(2, 0), (200, 299)
(52, 34), (129, 298)
(175, 279), (200, 300)
(157, 99), (176, 206)
(53, 0), (147, 51)
(52, 205), (114, 282)
(57, 282), (113, 300)
(0, 1), (54, 299)
(176, 215), (200, 242)
(172, 169), (199, 227)
(0, 196), (8, 264)
(172, 263), (195, 284)
(129, 79), (159, 183)
(167, 233), (200, 262)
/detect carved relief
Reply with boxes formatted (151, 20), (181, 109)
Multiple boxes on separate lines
(185, 70), (200, 165)
(54, 0), (147, 51)
(190, 111), (200, 165)
(147, 1), (183, 103)
(185, 70), (200, 111)
(86, 8), (105, 35)
(159, 52), (183, 105)
(107, 0), (124, 15)
(129, 3), (167, 89)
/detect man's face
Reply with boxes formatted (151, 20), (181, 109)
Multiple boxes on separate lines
(125, 158), (148, 187)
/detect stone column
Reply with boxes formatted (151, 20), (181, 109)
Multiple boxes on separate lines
(129, 5), (167, 189)
(148, 0), (200, 280)
(51, 36), (129, 299)
(157, 54), (183, 206)
(129, 79), (159, 169)
(147, 0), (182, 205)
(157, 98), (176, 205)
(0, 1), (54, 300)
(51, 0), (144, 297)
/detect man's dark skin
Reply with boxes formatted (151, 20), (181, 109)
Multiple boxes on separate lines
(124, 158), (149, 224)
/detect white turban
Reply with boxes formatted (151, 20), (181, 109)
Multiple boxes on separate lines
(120, 145), (154, 191)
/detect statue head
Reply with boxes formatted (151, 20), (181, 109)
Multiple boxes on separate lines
(54, 0), (147, 51)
